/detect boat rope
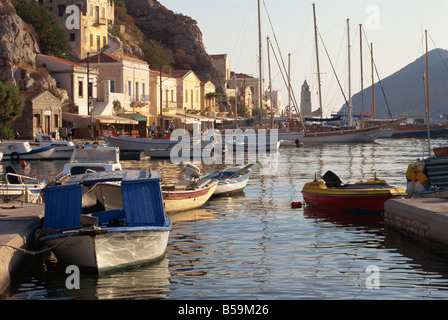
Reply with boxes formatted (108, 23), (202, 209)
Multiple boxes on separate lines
(0, 228), (79, 256)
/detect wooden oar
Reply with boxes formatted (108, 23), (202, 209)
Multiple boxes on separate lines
(227, 163), (255, 179)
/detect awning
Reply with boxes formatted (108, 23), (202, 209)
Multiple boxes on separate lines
(63, 113), (138, 125)
(63, 113), (98, 126)
(94, 115), (138, 125)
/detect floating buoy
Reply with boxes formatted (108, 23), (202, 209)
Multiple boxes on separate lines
(21, 160), (26, 168)
(291, 201), (302, 208)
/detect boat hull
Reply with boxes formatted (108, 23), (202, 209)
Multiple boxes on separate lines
(302, 126), (383, 143)
(104, 135), (177, 152)
(162, 181), (217, 213)
(42, 228), (170, 273)
(202, 170), (252, 196)
(2, 146), (55, 160)
(302, 180), (406, 214)
(0, 183), (46, 203)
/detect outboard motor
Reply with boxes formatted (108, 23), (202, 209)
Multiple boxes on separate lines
(185, 163), (201, 180)
(322, 170), (342, 188)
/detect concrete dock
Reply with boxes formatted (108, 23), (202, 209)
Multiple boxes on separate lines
(0, 202), (44, 295)
(384, 198), (448, 248)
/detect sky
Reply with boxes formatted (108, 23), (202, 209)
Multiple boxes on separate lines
(160, 0), (448, 116)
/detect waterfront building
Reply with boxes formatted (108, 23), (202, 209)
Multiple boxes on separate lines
(36, 54), (99, 116)
(41, 0), (114, 60)
(14, 91), (62, 140)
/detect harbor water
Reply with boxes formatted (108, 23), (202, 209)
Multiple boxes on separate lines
(2, 137), (448, 300)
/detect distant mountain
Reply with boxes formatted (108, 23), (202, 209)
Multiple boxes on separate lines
(339, 48), (448, 123)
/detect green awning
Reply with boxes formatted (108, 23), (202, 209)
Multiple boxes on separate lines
(134, 114), (147, 121)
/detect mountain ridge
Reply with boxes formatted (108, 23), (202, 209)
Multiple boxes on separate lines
(340, 48), (448, 123)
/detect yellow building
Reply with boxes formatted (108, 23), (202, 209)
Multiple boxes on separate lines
(42, 0), (114, 59)
(170, 70), (202, 112)
(200, 80), (217, 116)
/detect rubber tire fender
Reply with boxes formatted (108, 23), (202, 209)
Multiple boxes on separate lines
(10, 152), (20, 161)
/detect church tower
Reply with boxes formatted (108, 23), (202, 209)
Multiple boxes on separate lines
(300, 80), (312, 115)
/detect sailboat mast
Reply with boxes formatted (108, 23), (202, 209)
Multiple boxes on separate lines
(359, 24), (364, 126)
(347, 19), (352, 127)
(425, 29), (431, 156)
(371, 42), (375, 120)
(267, 36), (274, 128)
(257, 0), (263, 124)
(425, 30), (430, 117)
(312, 3), (323, 119)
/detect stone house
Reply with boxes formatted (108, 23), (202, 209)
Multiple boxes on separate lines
(14, 91), (62, 140)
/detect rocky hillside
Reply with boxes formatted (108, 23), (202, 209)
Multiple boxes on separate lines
(340, 48), (448, 123)
(124, 0), (228, 108)
(0, 0), (67, 100)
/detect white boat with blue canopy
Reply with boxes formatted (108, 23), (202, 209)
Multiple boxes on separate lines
(38, 169), (171, 274)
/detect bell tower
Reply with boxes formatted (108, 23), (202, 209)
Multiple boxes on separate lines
(300, 80), (311, 115)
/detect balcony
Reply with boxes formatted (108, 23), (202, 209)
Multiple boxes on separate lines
(93, 17), (108, 26)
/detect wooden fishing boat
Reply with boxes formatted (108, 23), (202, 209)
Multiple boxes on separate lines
(200, 164), (254, 196)
(161, 164), (217, 213)
(38, 170), (171, 274)
(301, 171), (406, 214)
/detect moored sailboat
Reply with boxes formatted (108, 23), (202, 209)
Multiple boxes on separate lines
(301, 5), (385, 144)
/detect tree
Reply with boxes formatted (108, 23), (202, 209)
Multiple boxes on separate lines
(142, 39), (174, 70)
(0, 81), (24, 139)
(14, 1), (67, 58)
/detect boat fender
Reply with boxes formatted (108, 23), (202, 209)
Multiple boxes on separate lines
(414, 181), (425, 193)
(21, 160), (26, 168)
(406, 163), (417, 181)
(411, 169), (429, 187)
(11, 152), (19, 161)
(405, 181), (415, 198)
(291, 201), (302, 208)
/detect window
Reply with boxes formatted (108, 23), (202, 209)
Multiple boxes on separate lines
(103, 36), (107, 47)
(142, 83), (145, 100)
(90, 4), (93, 17)
(110, 80), (115, 93)
(70, 33), (75, 42)
(101, 7), (105, 18)
(97, 35), (100, 51)
(90, 34), (93, 47)
(54, 114), (58, 129)
(58, 4), (66, 17)
(135, 82), (139, 101)
(78, 81), (83, 97)
(88, 82), (93, 98)
(185, 89), (188, 103)
(128, 81), (132, 98)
